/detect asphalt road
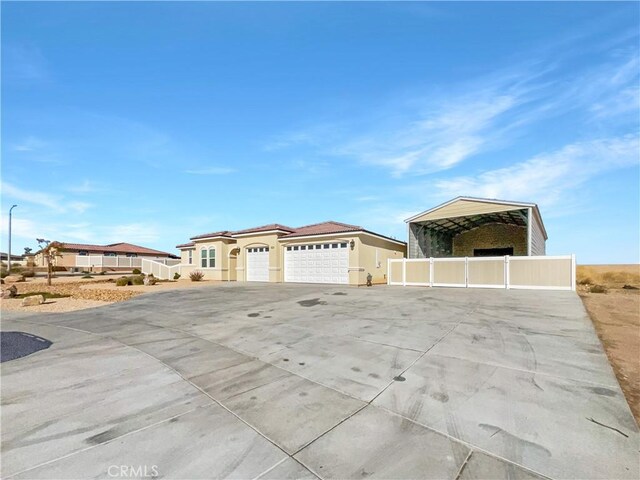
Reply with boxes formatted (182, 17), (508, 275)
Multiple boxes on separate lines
(1, 331), (52, 363)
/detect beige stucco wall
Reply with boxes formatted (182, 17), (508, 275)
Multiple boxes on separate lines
(179, 248), (195, 265)
(357, 234), (406, 285)
(452, 223), (527, 257)
(234, 232), (284, 282)
(191, 238), (237, 281)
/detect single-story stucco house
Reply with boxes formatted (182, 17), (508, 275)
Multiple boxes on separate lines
(176, 221), (406, 285)
(34, 242), (178, 272)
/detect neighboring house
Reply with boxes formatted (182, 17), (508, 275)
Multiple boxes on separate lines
(176, 221), (406, 285)
(33, 242), (178, 272)
(406, 197), (547, 259)
(0, 252), (25, 262)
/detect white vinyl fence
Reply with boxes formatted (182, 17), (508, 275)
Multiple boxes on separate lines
(388, 255), (576, 291)
(74, 255), (179, 269)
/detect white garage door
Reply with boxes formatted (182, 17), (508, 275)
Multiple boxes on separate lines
(285, 242), (349, 284)
(247, 247), (269, 282)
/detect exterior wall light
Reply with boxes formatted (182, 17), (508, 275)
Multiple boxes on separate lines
(349, 239), (355, 250)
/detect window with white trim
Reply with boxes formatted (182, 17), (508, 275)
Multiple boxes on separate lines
(201, 248), (207, 268)
(188, 250), (193, 264)
(208, 247), (215, 268)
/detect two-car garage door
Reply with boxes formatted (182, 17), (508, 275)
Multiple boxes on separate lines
(284, 242), (349, 284)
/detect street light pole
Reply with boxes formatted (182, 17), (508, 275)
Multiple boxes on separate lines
(8, 204), (17, 274)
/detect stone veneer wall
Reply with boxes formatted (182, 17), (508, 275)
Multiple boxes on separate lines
(452, 223), (527, 257)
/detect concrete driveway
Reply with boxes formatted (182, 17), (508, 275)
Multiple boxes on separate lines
(2, 284), (638, 479)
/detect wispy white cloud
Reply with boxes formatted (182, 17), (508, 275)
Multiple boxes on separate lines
(106, 223), (161, 244)
(67, 180), (99, 194)
(185, 166), (235, 175)
(12, 136), (46, 152)
(433, 134), (640, 211)
(268, 46), (638, 178)
(1, 182), (93, 214)
(0, 214), (160, 250)
(68, 201), (93, 214)
(1, 182), (63, 212)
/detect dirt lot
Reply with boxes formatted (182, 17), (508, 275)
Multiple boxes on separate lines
(577, 264), (640, 424)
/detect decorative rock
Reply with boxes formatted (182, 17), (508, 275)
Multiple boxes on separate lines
(21, 294), (45, 307)
(4, 275), (25, 283)
(2, 285), (18, 298)
(143, 275), (157, 286)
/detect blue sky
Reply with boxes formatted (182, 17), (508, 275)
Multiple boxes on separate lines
(2, 2), (639, 263)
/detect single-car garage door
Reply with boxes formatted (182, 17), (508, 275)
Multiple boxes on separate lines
(285, 242), (349, 284)
(247, 247), (269, 282)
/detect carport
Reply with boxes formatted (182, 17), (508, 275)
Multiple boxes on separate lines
(406, 197), (548, 258)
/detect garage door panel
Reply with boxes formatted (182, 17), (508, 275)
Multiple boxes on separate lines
(247, 248), (269, 282)
(285, 243), (348, 284)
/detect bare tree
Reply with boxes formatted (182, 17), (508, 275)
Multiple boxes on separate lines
(24, 247), (33, 255)
(36, 239), (63, 286)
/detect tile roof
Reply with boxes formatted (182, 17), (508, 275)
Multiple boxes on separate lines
(189, 230), (234, 240)
(176, 242), (195, 248)
(59, 242), (173, 256)
(231, 223), (296, 235)
(281, 221), (363, 238)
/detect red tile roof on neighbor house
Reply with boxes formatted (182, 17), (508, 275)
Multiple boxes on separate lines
(59, 242), (173, 257)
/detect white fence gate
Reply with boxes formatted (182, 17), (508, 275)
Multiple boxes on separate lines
(388, 255), (576, 291)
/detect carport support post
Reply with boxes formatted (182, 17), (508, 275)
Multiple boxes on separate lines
(527, 207), (532, 255)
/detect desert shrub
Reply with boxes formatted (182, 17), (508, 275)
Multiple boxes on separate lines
(589, 284), (608, 294)
(189, 270), (205, 282)
(145, 275), (158, 286)
(116, 277), (129, 287)
(0, 269), (8, 279)
(129, 275), (145, 286)
(99, 271), (106, 275)
(577, 276), (592, 285)
(82, 274), (93, 279)
(173, 272), (181, 280)
(132, 268), (142, 275)
(22, 269), (35, 278)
